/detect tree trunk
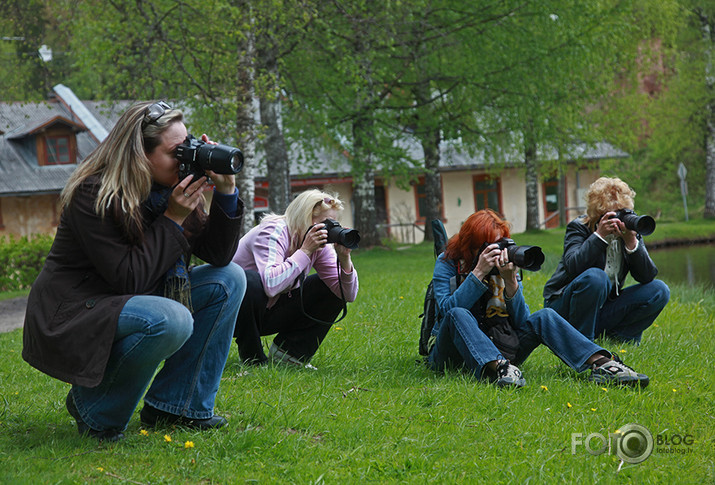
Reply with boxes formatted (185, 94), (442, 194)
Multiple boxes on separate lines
(235, 8), (256, 235)
(257, 41), (291, 214)
(558, 162), (566, 226)
(524, 133), (540, 230)
(352, 117), (378, 246)
(700, 9), (715, 218)
(421, 128), (442, 242)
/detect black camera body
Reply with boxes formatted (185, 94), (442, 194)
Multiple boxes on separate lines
(610, 209), (656, 236)
(322, 218), (360, 249)
(478, 237), (545, 273)
(176, 134), (244, 180)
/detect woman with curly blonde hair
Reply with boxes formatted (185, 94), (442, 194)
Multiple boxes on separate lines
(232, 189), (359, 368)
(544, 177), (669, 343)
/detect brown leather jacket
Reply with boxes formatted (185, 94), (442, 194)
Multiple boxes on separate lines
(22, 176), (244, 387)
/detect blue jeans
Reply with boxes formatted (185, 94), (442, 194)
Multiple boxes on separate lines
(545, 268), (670, 343)
(428, 307), (605, 378)
(70, 264), (246, 432)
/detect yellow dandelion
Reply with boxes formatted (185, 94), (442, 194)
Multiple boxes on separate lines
(601, 387), (608, 392)
(97, 467), (104, 472)
(335, 326), (344, 331)
(672, 388), (677, 393)
(591, 408), (597, 412)
(184, 441), (195, 449)
(399, 296), (404, 300)
(540, 385), (548, 391)
(619, 349), (627, 353)
(164, 434), (172, 442)
(139, 429), (149, 436)
(566, 402), (573, 408)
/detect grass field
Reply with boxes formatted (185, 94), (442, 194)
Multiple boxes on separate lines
(0, 221), (713, 484)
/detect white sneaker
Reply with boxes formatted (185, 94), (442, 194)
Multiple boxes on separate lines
(495, 360), (526, 388)
(268, 343), (318, 371)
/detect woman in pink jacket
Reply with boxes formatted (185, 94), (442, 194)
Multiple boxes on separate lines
(232, 189), (359, 368)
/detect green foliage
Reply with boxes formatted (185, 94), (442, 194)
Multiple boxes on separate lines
(0, 234), (53, 291)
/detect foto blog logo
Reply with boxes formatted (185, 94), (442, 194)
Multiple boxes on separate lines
(571, 423), (654, 464)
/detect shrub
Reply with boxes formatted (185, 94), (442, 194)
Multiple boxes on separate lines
(0, 234), (54, 291)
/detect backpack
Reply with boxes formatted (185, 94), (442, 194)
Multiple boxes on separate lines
(418, 219), (449, 356)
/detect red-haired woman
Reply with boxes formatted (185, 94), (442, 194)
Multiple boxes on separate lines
(427, 209), (649, 388)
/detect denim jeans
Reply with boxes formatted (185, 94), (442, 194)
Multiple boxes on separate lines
(70, 263), (246, 432)
(545, 268), (670, 343)
(428, 307), (605, 378)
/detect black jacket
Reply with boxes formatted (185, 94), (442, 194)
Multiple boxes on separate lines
(22, 176), (244, 387)
(543, 216), (658, 302)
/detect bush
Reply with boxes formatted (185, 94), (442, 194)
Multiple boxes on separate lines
(0, 234), (54, 291)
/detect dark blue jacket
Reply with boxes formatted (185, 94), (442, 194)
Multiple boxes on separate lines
(543, 215), (658, 302)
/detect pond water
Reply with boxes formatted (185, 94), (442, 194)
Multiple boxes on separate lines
(648, 243), (715, 288)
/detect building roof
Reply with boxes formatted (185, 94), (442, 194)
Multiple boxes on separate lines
(0, 86), (629, 196)
(0, 94), (100, 196)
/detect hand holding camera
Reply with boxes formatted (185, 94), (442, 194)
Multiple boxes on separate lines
(300, 223), (329, 256)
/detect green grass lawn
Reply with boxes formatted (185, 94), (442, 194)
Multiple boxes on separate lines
(1, 224), (714, 484)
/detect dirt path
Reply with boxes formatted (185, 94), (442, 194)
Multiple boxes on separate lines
(0, 296), (27, 333)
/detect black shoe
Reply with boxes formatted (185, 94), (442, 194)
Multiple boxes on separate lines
(65, 392), (124, 442)
(140, 404), (228, 430)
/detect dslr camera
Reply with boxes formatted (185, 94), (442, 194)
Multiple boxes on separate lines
(478, 237), (545, 273)
(609, 209), (656, 236)
(176, 134), (244, 180)
(322, 219), (360, 249)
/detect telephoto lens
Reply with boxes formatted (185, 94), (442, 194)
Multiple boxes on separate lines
(176, 134), (243, 180)
(615, 209), (656, 236)
(322, 219), (360, 249)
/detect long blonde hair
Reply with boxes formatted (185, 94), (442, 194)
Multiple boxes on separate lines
(262, 189), (344, 252)
(61, 101), (184, 242)
(583, 177), (635, 231)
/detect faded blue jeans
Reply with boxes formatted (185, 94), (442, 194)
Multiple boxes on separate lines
(428, 307), (605, 378)
(545, 268), (670, 343)
(70, 264), (246, 432)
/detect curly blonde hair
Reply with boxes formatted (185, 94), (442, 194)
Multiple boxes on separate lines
(583, 177), (635, 231)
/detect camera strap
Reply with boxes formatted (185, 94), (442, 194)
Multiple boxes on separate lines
(295, 255), (349, 326)
(295, 227), (350, 325)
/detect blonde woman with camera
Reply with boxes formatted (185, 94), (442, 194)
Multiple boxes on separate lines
(232, 189), (358, 369)
(23, 101), (246, 441)
(543, 177), (669, 343)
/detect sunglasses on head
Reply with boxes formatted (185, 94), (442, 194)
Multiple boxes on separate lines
(141, 101), (172, 129)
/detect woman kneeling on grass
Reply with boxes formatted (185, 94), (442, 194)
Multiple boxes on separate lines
(427, 209), (649, 388)
(22, 101), (246, 442)
(232, 189), (358, 369)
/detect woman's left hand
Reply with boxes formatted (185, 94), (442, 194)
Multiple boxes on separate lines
(612, 217), (638, 251)
(496, 248), (518, 297)
(201, 134), (236, 195)
(335, 244), (353, 273)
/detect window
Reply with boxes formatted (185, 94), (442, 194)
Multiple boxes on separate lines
(542, 178), (565, 229)
(45, 136), (71, 165)
(473, 175), (501, 212)
(414, 177), (443, 222)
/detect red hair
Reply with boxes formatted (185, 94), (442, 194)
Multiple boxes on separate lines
(444, 209), (511, 262)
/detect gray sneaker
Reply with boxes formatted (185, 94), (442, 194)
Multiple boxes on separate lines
(590, 354), (649, 388)
(268, 343), (318, 371)
(495, 360), (526, 388)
